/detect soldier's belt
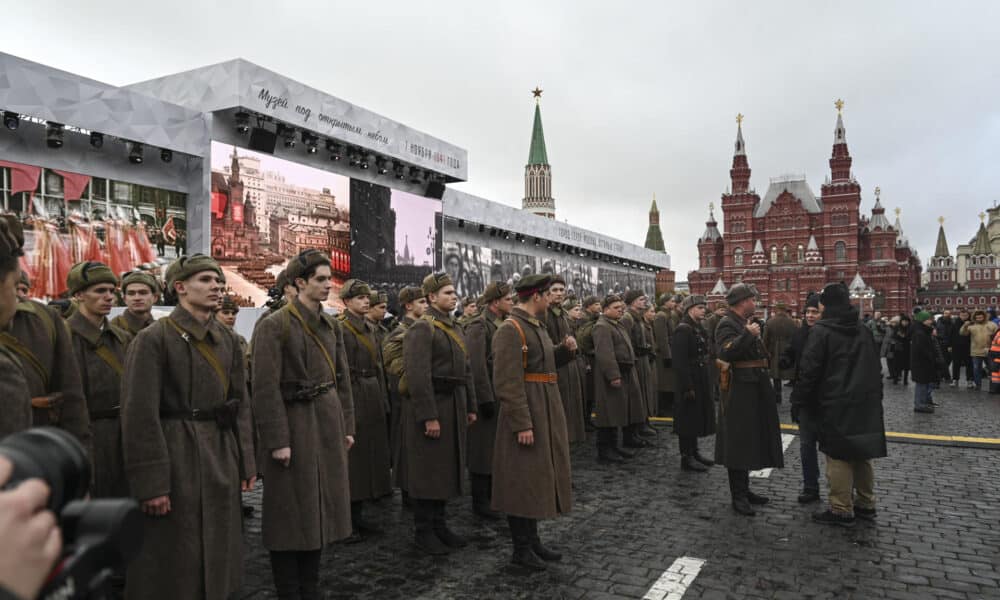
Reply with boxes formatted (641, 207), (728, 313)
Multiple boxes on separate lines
(282, 381), (336, 403)
(524, 373), (558, 384)
(160, 399), (239, 429)
(31, 394), (63, 409)
(89, 407), (121, 420)
(732, 359), (768, 369)
(617, 362), (635, 373)
(160, 408), (219, 421)
(432, 375), (469, 392)
(350, 368), (380, 379)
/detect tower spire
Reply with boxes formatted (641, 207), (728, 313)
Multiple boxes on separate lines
(644, 193), (666, 252)
(730, 113), (751, 193)
(829, 98), (852, 181)
(527, 89), (548, 165)
(934, 216), (951, 258)
(522, 88), (555, 219)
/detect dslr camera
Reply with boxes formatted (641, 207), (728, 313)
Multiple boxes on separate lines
(0, 427), (143, 600)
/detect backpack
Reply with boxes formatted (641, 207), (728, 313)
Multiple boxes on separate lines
(577, 318), (599, 356)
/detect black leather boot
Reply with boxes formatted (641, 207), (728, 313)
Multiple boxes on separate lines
(681, 455), (708, 472)
(432, 501), (467, 548)
(529, 519), (562, 561)
(508, 516), (546, 572)
(728, 469), (755, 516)
(270, 550), (301, 600)
(597, 445), (625, 463)
(692, 439), (714, 466)
(414, 500), (450, 555)
(351, 501), (381, 534)
(623, 425), (650, 448)
(297, 550), (321, 600)
(471, 474), (502, 520)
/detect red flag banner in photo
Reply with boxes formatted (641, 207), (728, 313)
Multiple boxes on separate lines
(161, 216), (177, 243)
(211, 192), (227, 219)
(52, 170), (91, 202)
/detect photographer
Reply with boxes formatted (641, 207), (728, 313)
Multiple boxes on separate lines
(0, 457), (62, 600)
(0, 215), (31, 438)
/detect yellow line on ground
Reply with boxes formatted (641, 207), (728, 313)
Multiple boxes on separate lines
(648, 416), (1000, 446)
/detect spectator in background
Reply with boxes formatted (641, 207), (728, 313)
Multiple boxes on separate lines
(890, 315), (912, 386)
(866, 311), (886, 373)
(959, 310), (997, 392)
(949, 310), (971, 388)
(912, 311), (942, 413)
(881, 316), (900, 382)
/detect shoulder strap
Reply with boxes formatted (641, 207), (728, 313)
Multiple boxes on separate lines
(16, 302), (56, 346)
(338, 314), (379, 364)
(505, 317), (529, 369)
(164, 317), (229, 396)
(93, 343), (125, 376)
(0, 331), (49, 388)
(424, 315), (468, 356)
(287, 302), (337, 381)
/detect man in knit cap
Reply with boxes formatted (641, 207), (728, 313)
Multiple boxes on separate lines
(465, 281), (513, 520)
(251, 249), (355, 598)
(0, 215), (32, 437)
(121, 253), (256, 600)
(401, 272), (478, 555)
(337, 279), (392, 541)
(111, 270), (160, 335)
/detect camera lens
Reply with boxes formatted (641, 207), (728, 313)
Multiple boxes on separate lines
(0, 427), (90, 512)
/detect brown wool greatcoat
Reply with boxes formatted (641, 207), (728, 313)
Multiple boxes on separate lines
(400, 306), (477, 500)
(592, 315), (646, 427)
(545, 306), (586, 442)
(624, 309), (656, 419)
(0, 345), (31, 438)
(382, 317), (412, 489)
(339, 310), (392, 501)
(670, 316), (717, 438)
(465, 310), (503, 475)
(764, 311), (798, 380)
(653, 308), (676, 394)
(642, 317), (658, 415)
(491, 308), (573, 519)
(121, 305), (256, 600)
(252, 299), (355, 550)
(714, 311), (784, 471)
(67, 313), (132, 498)
(7, 301), (90, 449)
(110, 309), (154, 337)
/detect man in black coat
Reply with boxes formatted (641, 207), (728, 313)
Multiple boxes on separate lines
(911, 311), (942, 413)
(779, 292), (823, 503)
(949, 309), (972, 388)
(670, 295), (716, 472)
(715, 284), (783, 516)
(790, 282), (887, 528)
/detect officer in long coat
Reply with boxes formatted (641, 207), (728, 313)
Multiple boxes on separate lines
(0, 216), (31, 438)
(592, 294), (646, 462)
(622, 290), (657, 443)
(492, 274), (574, 573)
(580, 296), (602, 429)
(252, 250), (355, 599)
(465, 281), (512, 520)
(764, 302), (797, 403)
(338, 279), (392, 538)
(382, 286), (426, 501)
(652, 295), (678, 415)
(401, 272), (478, 555)
(544, 276), (585, 443)
(714, 283), (783, 516)
(111, 270), (160, 335)
(670, 295), (717, 472)
(121, 254), (256, 599)
(65, 262), (133, 498)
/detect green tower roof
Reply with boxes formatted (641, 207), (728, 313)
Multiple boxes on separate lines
(933, 223), (950, 258)
(527, 102), (549, 165)
(972, 222), (992, 256)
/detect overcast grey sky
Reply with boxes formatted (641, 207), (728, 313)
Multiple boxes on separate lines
(4, 0), (998, 275)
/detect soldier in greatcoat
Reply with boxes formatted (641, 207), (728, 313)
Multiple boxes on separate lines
(338, 280), (392, 539)
(465, 282), (512, 520)
(580, 296), (602, 430)
(763, 302), (797, 404)
(653, 295), (678, 415)
(643, 304), (659, 415)
(65, 262), (133, 498)
(401, 272), (478, 555)
(6, 270), (88, 450)
(492, 274), (574, 572)
(621, 290), (657, 444)
(111, 270), (159, 335)
(367, 290), (391, 345)
(0, 216), (31, 438)
(714, 283), (784, 516)
(543, 276), (585, 443)
(252, 250), (355, 599)
(670, 295), (717, 473)
(382, 286), (426, 504)
(121, 254), (256, 600)
(592, 294), (646, 463)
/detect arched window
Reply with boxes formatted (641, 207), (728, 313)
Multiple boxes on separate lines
(934, 297), (941, 305)
(933, 272), (939, 281)
(797, 244), (805, 262)
(974, 270), (980, 280)
(782, 245), (790, 264)
(981, 297), (988, 305)
(770, 246), (778, 264)
(876, 246), (884, 260)
(834, 241), (847, 262)
(945, 297), (952, 305)
(956, 297), (963, 305)
(706, 255), (713, 267)
(734, 247), (744, 267)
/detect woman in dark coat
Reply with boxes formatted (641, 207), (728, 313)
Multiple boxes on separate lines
(670, 295), (716, 472)
(891, 315), (911, 385)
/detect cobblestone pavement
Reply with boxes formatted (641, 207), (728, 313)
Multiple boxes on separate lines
(239, 383), (1000, 599)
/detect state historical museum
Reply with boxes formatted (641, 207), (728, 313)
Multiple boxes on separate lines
(688, 103), (921, 315)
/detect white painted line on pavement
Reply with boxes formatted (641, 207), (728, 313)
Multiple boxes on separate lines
(643, 556), (706, 600)
(750, 433), (796, 478)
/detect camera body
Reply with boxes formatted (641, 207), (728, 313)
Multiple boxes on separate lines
(0, 428), (143, 600)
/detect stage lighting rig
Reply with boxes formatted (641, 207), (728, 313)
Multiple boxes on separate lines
(46, 122), (64, 149)
(235, 112), (250, 134)
(90, 132), (104, 148)
(128, 142), (144, 164)
(327, 141), (343, 161)
(3, 111), (19, 130)
(278, 124), (296, 148)
(160, 149), (173, 163)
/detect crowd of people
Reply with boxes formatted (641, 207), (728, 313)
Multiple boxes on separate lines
(0, 212), (898, 600)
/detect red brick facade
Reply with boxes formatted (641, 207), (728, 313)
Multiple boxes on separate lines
(688, 110), (921, 315)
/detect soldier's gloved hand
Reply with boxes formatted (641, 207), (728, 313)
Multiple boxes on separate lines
(479, 402), (496, 419)
(791, 405), (800, 424)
